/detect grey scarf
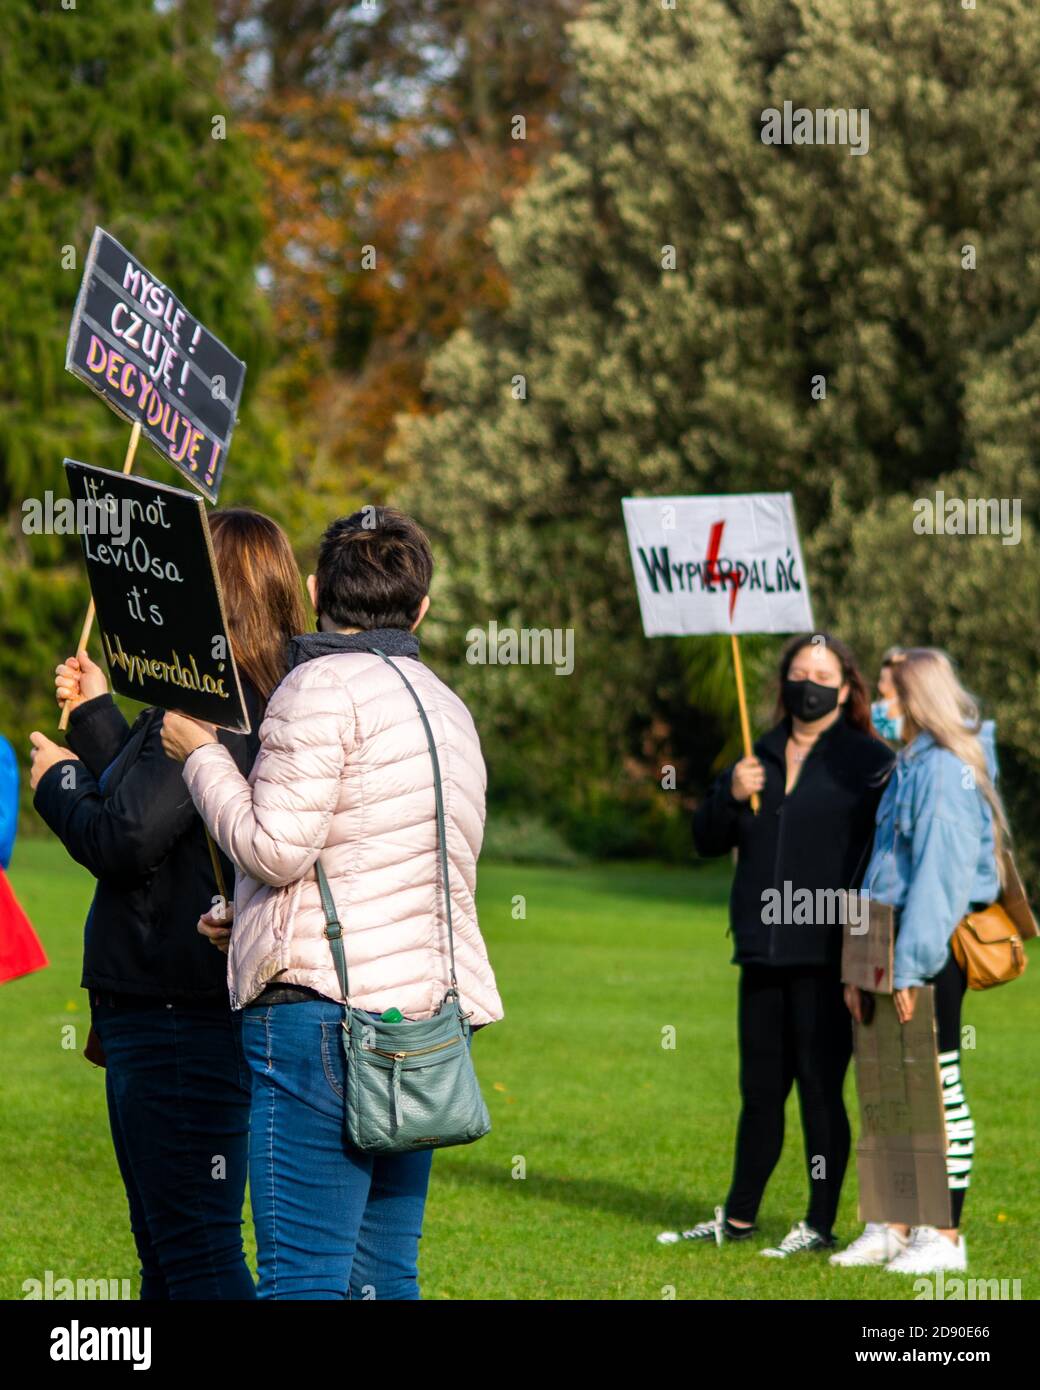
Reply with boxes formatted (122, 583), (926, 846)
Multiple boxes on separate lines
(286, 627), (420, 670)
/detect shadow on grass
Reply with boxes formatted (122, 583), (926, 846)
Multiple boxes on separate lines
(435, 1158), (713, 1226)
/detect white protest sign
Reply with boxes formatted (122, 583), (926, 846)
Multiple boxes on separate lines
(621, 493), (814, 636)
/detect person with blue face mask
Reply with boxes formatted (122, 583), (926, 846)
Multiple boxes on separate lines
(870, 648), (905, 742)
(832, 648), (1004, 1278)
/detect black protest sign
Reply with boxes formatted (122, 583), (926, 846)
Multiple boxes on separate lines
(65, 228), (246, 502)
(64, 459), (250, 733)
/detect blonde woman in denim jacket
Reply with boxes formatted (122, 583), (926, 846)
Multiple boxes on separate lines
(831, 649), (1005, 1276)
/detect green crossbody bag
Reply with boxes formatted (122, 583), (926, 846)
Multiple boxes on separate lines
(314, 649), (491, 1154)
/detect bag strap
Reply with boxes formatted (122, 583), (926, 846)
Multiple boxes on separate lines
(374, 649), (460, 997)
(313, 649), (460, 1005)
(316, 857), (349, 1000)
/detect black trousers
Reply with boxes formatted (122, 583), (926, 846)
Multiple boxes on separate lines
(929, 951), (971, 1227)
(725, 964), (852, 1238)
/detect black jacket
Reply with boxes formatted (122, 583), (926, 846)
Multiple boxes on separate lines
(34, 689), (262, 1002)
(693, 716), (895, 969)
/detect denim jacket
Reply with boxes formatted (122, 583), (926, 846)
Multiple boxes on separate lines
(863, 722), (999, 989)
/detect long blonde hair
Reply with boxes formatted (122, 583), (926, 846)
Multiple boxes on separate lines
(890, 648), (1008, 883)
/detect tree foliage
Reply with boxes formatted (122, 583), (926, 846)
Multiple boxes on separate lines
(394, 0), (1040, 855)
(0, 0), (269, 813)
(215, 0), (578, 496)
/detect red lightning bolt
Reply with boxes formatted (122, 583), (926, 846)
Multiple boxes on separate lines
(705, 520), (742, 620)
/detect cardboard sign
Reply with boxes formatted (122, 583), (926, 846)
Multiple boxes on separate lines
(621, 493), (814, 636)
(842, 899), (895, 994)
(66, 228), (245, 502)
(853, 989), (953, 1229)
(64, 459), (249, 733)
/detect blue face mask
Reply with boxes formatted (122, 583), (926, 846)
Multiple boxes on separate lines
(871, 699), (903, 742)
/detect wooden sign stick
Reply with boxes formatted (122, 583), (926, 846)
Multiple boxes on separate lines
(58, 421), (142, 731)
(204, 827), (228, 904)
(730, 632), (759, 814)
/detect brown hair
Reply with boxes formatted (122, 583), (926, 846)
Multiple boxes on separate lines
(773, 632), (876, 737)
(209, 508), (308, 701)
(315, 506), (433, 630)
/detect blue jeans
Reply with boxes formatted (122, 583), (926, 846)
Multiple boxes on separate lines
(91, 997), (256, 1300)
(241, 999), (436, 1300)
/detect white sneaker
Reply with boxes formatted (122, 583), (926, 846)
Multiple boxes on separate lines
(886, 1226), (967, 1275)
(760, 1220), (832, 1258)
(830, 1222), (909, 1267)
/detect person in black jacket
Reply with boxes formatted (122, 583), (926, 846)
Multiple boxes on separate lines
(658, 633), (894, 1259)
(30, 509), (308, 1300)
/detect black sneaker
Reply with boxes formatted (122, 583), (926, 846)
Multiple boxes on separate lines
(657, 1205), (758, 1247)
(759, 1220), (834, 1258)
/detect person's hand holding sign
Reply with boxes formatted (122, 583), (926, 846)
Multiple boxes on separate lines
(198, 902), (234, 956)
(28, 732), (79, 790)
(844, 985), (882, 1026)
(161, 711), (218, 763)
(730, 755), (765, 804)
(893, 987), (918, 1024)
(54, 650), (108, 712)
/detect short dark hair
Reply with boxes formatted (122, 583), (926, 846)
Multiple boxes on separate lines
(315, 507), (433, 630)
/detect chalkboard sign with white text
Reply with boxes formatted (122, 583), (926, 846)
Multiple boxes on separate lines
(64, 459), (250, 733)
(65, 228), (246, 502)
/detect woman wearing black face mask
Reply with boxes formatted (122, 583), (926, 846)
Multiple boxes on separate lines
(658, 634), (894, 1261)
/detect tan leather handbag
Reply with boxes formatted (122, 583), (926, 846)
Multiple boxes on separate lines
(951, 851), (1036, 990)
(951, 903), (1028, 989)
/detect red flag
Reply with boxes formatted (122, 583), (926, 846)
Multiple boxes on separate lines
(0, 866), (48, 984)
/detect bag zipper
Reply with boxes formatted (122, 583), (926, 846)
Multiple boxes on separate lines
(365, 1037), (461, 1061)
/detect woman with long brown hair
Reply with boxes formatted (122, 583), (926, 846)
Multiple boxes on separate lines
(659, 633), (894, 1259)
(29, 508), (307, 1301)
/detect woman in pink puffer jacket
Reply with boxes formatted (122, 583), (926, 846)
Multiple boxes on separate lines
(162, 508), (503, 1301)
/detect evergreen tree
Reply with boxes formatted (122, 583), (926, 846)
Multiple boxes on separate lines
(0, 0), (268, 814)
(824, 317), (1040, 872)
(394, 0), (1040, 853)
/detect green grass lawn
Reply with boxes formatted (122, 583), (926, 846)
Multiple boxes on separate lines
(2, 837), (1036, 1300)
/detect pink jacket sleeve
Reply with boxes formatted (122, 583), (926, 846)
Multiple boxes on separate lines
(183, 677), (353, 887)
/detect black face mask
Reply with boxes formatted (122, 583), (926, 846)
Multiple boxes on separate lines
(782, 678), (840, 723)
